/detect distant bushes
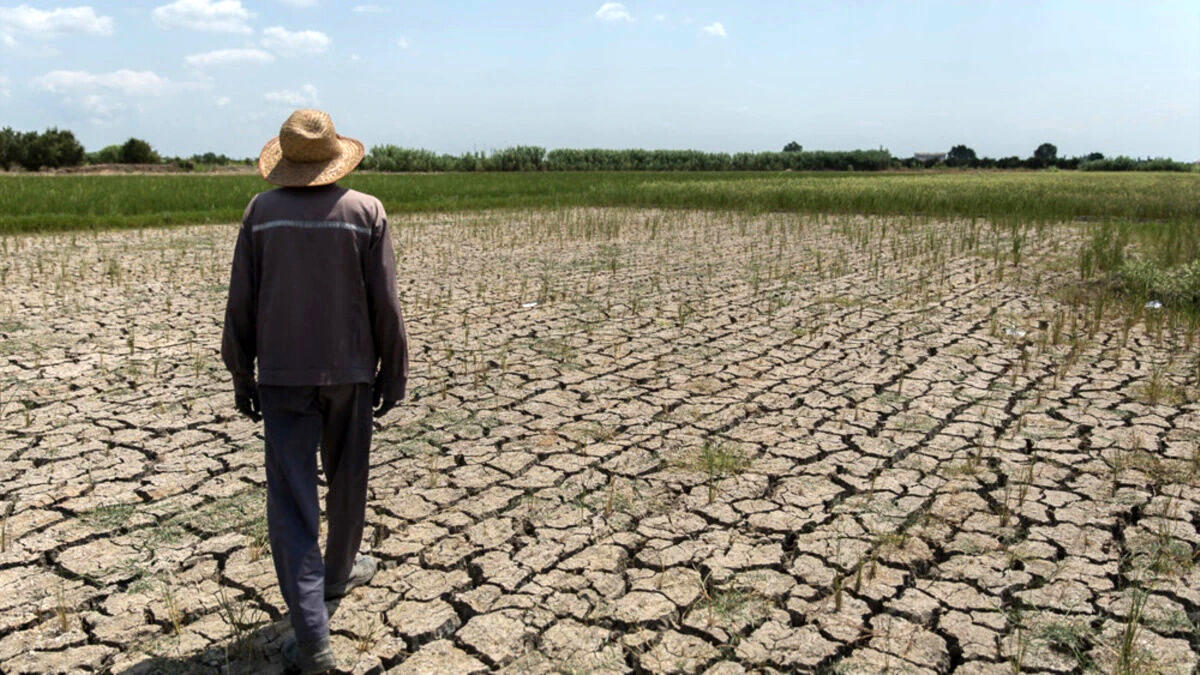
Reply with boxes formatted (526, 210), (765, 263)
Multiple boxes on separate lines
(2, 126), (253, 172)
(0, 127), (85, 170)
(163, 152), (256, 170)
(1080, 156), (1193, 172)
(360, 146), (547, 172)
(362, 146), (894, 172)
(548, 148), (733, 171)
(898, 143), (1197, 172)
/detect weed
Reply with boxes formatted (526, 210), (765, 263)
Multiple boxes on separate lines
(1115, 588), (1149, 674)
(0, 501), (12, 553)
(1006, 622), (1029, 674)
(1135, 366), (1186, 407)
(1036, 620), (1095, 671)
(215, 586), (265, 661)
(81, 502), (137, 531)
(680, 440), (750, 504)
(356, 613), (382, 653)
(54, 580), (72, 633)
(162, 577), (184, 635)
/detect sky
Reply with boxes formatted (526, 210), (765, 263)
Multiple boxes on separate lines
(0, 1), (1197, 160)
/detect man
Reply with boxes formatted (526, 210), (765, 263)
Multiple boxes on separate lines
(221, 109), (409, 673)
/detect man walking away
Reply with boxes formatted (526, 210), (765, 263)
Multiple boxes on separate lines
(222, 109), (409, 673)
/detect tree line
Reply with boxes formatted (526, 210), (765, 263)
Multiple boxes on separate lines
(362, 143), (1192, 172)
(0, 127), (250, 171)
(359, 146), (896, 172)
(909, 143), (1193, 172)
(1, 125), (1192, 173)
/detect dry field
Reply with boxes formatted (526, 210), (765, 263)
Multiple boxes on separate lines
(1, 209), (1198, 674)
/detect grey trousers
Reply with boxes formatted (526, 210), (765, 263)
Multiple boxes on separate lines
(259, 382), (373, 642)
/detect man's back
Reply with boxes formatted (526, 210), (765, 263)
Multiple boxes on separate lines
(222, 183), (408, 401)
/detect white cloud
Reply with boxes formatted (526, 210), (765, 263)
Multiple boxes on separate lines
(396, 36), (409, 49)
(261, 26), (329, 56)
(0, 5), (113, 45)
(36, 69), (177, 118)
(264, 83), (318, 107)
(595, 3), (632, 22)
(185, 48), (274, 67)
(37, 69), (173, 96)
(654, 13), (666, 22)
(152, 0), (253, 34)
(352, 4), (386, 13)
(80, 93), (120, 116)
(700, 21), (726, 37)
(216, 95), (231, 106)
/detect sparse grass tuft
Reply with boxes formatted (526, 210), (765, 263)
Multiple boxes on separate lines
(674, 440), (752, 504)
(81, 502), (137, 531)
(215, 586), (265, 661)
(1036, 619), (1095, 671)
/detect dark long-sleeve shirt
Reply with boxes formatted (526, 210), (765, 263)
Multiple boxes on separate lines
(221, 183), (409, 401)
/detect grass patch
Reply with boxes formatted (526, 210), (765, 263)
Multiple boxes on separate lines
(81, 502), (137, 530)
(1080, 219), (1200, 313)
(1036, 619), (1096, 671)
(172, 488), (268, 548)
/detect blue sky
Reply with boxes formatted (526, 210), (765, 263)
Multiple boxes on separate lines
(1, 1), (1197, 159)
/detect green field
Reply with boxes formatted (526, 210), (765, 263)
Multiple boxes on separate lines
(1, 170), (1198, 233)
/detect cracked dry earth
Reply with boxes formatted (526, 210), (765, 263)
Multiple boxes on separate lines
(2, 208), (1199, 674)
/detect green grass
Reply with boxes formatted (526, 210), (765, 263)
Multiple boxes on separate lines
(1, 171), (1198, 234)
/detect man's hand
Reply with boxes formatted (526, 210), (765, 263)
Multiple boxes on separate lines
(372, 383), (398, 419)
(235, 389), (261, 422)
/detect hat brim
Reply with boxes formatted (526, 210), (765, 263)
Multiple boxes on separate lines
(258, 135), (365, 187)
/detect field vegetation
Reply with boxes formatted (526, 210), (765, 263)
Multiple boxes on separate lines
(1, 171), (1197, 233)
(4, 170), (1197, 314)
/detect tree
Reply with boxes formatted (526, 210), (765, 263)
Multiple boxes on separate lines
(46, 128), (85, 167)
(18, 128), (85, 170)
(1032, 142), (1057, 167)
(782, 141), (802, 153)
(946, 144), (977, 167)
(0, 127), (19, 170)
(1085, 152), (1104, 162)
(119, 137), (159, 164)
(88, 144), (123, 164)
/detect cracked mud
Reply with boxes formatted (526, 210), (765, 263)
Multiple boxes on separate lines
(1, 209), (1198, 673)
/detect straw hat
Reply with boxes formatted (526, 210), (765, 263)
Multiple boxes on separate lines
(258, 109), (365, 187)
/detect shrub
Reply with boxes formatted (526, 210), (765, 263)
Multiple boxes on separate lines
(361, 145), (453, 172)
(119, 138), (159, 164)
(1080, 156), (1193, 172)
(486, 146), (545, 171)
(88, 145), (123, 164)
(1116, 258), (1200, 309)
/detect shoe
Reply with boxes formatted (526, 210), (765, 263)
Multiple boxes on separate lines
(282, 635), (336, 674)
(324, 554), (377, 600)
